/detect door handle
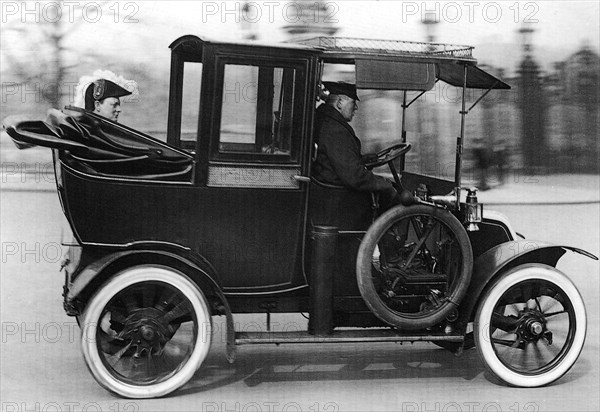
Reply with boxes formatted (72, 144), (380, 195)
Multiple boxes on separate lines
(293, 175), (311, 183)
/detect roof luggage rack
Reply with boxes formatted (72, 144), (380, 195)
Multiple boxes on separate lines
(295, 36), (474, 59)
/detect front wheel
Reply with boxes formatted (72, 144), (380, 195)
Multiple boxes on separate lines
(474, 264), (586, 387)
(80, 265), (212, 398)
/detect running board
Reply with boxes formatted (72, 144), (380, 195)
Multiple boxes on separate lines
(235, 329), (464, 345)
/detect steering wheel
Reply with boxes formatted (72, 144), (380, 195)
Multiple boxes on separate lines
(364, 143), (411, 169)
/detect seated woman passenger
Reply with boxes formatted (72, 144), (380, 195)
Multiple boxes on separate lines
(73, 70), (136, 123)
(83, 79), (132, 122)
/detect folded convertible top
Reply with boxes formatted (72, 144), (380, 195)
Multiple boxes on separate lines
(5, 107), (194, 180)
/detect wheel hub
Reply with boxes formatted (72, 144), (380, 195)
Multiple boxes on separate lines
(140, 325), (156, 341)
(528, 320), (543, 336)
(516, 309), (547, 342)
(118, 308), (174, 355)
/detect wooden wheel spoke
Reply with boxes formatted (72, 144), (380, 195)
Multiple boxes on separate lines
(530, 341), (549, 366)
(109, 340), (133, 366)
(98, 330), (128, 355)
(509, 303), (522, 315)
(544, 310), (568, 318)
(162, 301), (192, 324)
(155, 290), (177, 311)
(535, 297), (543, 312)
(409, 217), (424, 237)
(403, 218), (438, 268)
(492, 337), (518, 347)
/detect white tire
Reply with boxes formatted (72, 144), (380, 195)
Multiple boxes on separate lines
(474, 264), (586, 387)
(80, 265), (212, 398)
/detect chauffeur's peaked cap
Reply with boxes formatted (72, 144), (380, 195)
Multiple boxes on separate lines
(322, 81), (360, 101)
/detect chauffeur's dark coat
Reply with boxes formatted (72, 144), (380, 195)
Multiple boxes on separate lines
(312, 104), (394, 194)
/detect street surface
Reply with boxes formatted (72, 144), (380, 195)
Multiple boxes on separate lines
(1, 174), (599, 412)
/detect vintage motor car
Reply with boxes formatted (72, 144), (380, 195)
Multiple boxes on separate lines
(5, 35), (598, 398)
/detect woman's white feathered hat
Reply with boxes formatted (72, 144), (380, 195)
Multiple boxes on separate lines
(74, 70), (138, 109)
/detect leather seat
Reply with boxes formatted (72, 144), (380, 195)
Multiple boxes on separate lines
(308, 178), (374, 231)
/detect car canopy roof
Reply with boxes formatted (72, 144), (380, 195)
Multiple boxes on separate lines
(296, 36), (510, 91)
(169, 35), (510, 92)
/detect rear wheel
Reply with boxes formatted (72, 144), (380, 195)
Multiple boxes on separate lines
(80, 265), (212, 398)
(357, 204), (473, 329)
(474, 264), (586, 387)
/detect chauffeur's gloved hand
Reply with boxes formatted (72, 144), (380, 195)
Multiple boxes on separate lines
(381, 186), (402, 209)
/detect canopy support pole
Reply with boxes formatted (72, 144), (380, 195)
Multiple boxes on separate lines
(399, 91), (408, 171)
(454, 65), (469, 209)
(404, 89), (427, 108)
(403, 79), (438, 109)
(466, 80), (498, 113)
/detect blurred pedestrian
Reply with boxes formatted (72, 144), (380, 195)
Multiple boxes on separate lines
(473, 137), (491, 190)
(493, 137), (509, 185)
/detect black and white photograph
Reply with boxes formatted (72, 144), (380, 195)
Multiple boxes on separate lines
(1, 1), (599, 411)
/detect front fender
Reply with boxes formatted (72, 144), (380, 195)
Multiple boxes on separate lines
(457, 240), (597, 327)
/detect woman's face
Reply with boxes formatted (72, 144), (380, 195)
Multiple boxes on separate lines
(94, 97), (122, 121)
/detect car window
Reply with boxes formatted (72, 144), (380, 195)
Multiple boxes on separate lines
(180, 62), (202, 151)
(219, 64), (259, 152)
(218, 63), (298, 160)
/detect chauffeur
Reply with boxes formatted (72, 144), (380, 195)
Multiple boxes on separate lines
(84, 79), (132, 122)
(313, 81), (400, 207)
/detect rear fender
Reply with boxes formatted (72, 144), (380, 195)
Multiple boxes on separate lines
(457, 240), (597, 328)
(67, 248), (220, 301)
(66, 246), (237, 362)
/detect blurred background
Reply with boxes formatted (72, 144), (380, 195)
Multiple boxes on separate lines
(1, 0), (599, 186)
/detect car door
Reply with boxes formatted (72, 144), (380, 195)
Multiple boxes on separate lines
(195, 49), (314, 293)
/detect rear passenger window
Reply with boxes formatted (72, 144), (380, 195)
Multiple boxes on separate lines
(219, 64), (259, 153)
(217, 62), (301, 162)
